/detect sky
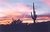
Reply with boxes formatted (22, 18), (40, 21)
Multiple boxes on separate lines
(0, 0), (50, 24)
(0, 0), (50, 17)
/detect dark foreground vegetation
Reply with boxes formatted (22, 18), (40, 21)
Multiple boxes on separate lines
(0, 19), (49, 32)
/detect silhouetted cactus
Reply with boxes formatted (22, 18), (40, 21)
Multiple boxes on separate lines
(31, 3), (37, 23)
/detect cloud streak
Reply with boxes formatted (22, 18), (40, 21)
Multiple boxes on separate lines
(43, 0), (50, 6)
(0, 0), (50, 17)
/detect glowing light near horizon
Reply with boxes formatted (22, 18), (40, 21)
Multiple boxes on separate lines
(0, 13), (7, 17)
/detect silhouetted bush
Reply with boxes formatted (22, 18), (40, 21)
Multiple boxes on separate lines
(0, 20), (49, 32)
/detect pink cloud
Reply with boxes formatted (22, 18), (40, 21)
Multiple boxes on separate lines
(16, 3), (32, 13)
(0, 0), (6, 2)
(43, 0), (50, 7)
(0, 3), (32, 18)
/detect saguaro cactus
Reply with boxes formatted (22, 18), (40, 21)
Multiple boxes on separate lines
(31, 3), (37, 23)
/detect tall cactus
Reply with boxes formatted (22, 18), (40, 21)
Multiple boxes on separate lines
(31, 3), (37, 23)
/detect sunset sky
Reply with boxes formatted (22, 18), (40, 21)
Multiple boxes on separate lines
(0, 0), (50, 17)
(0, 0), (50, 24)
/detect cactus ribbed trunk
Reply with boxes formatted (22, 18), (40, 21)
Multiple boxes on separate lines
(31, 3), (37, 23)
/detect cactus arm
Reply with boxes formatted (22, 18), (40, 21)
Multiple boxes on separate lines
(31, 12), (34, 19)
